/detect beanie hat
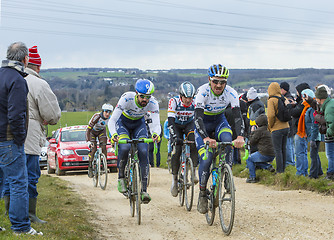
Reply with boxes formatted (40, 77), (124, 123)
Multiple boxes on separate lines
(280, 82), (290, 92)
(247, 87), (258, 100)
(301, 89), (315, 99)
(28, 46), (42, 66)
(295, 83), (310, 96)
(317, 84), (331, 95)
(315, 86), (328, 99)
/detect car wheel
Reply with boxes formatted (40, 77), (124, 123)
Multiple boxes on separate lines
(47, 158), (55, 174)
(55, 156), (65, 176)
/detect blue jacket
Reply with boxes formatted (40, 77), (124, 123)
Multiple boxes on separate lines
(304, 107), (322, 142)
(0, 66), (28, 145)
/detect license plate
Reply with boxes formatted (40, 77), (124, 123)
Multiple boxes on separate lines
(82, 156), (89, 161)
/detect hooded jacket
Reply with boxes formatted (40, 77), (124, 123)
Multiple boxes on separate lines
(267, 82), (289, 132)
(320, 97), (334, 139)
(249, 114), (275, 156)
(24, 67), (61, 154)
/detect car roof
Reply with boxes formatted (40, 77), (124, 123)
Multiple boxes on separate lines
(61, 125), (87, 132)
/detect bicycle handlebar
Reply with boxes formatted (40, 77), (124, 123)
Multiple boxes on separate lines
(115, 138), (157, 156)
(202, 141), (249, 161)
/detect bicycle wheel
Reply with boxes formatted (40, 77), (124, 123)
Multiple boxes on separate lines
(205, 169), (216, 225)
(178, 163), (185, 206)
(218, 164), (235, 235)
(128, 163), (135, 217)
(92, 158), (98, 187)
(98, 153), (108, 190)
(184, 157), (194, 211)
(134, 162), (142, 225)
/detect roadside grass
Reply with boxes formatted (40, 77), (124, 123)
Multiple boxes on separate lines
(233, 151), (334, 195)
(0, 175), (97, 239)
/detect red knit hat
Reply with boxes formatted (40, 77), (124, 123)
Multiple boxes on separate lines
(28, 46), (42, 66)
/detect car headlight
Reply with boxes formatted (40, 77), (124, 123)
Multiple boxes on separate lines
(107, 147), (115, 153)
(60, 149), (75, 156)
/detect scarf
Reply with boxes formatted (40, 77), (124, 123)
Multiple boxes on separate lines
(1, 60), (28, 77)
(297, 101), (311, 138)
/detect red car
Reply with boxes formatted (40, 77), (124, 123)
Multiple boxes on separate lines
(47, 125), (117, 175)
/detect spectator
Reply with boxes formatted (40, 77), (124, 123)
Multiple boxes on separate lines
(301, 89), (323, 179)
(280, 82), (296, 167)
(246, 114), (275, 183)
(0, 42), (42, 235)
(289, 83), (311, 176)
(315, 86), (334, 180)
(3, 46), (61, 224)
(246, 87), (265, 153)
(267, 82), (289, 173)
(239, 92), (249, 137)
(225, 104), (241, 164)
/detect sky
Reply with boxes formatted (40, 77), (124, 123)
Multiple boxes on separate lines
(0, 0), (334, 70)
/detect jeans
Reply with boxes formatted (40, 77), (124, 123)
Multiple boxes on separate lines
(309, 141), (323, 178)
(271, 128), (289, 173)
(326, 141), (334, 174)
(246, 152), (275, 178)
(3, 154), (40, 198)
(295, 135), (308, 176)
(0, 141), (30, 232)
(285, 136), (295, 166)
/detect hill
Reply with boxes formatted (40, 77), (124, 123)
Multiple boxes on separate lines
(40, 68), (334, 111)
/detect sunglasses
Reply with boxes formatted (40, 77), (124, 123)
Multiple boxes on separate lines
(104, 110), (112, 113)
(210, 78), (227, 85)
(139, 94), (151, 99)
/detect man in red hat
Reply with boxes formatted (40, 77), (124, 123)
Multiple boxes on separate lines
(3, 45), (61, 224)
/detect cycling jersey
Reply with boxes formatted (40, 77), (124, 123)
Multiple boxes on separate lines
(168, 96), (195, 125)
(108, 92), (161, 136)
(88, 112), (109, 132)
(195, 83), (239, 115)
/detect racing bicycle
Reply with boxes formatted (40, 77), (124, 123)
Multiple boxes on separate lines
(176, 140), (195, 211)
(203, 141), (249, 235)
(116, 138), (156, 225)
(91, 144), (108, 190)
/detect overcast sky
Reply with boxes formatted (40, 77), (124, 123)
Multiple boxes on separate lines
(0, 0), (334, 70)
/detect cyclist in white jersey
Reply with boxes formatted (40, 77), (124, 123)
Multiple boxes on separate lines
(168, 82), (199, 197)
(194, 64), (245, 214)
(108, 79), (160, 203)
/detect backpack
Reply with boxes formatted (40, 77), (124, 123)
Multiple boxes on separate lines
(270, 96), (291, 122)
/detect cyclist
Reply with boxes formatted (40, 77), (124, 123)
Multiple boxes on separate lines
(168, 81), (199, 197)
(86, 103), (114, 178)
(108, 79), (161, 204)
(194, 64), (245, 214)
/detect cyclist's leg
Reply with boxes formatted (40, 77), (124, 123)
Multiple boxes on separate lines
(116, 118), (131, 179)
(185, 122), (198, 168)
(98, 129), (108, 158)
(171, 124), (183, 176)
(88, 133), (98, 178)
(133, 118), (149, 192)
(215, 115), (233, 167)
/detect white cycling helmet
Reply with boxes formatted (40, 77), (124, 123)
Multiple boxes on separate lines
(102, 103), (113, 112)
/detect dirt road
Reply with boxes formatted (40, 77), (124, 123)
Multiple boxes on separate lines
(47, 168), (334, 240)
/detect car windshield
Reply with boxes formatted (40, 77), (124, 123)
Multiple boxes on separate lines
(61, 129), (86, 142)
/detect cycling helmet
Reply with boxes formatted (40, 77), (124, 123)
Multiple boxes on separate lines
(135, 79), (155, 94)
(179, 82), (196, 98)
(102, 103), (113, 112)
(208, 64), (229, 78)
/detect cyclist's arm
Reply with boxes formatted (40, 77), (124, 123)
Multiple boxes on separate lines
(194, 108), (209, 139)
(107, 104), (123, 137)
(86, 113), (99, 142)
(149, 98), (161, 137)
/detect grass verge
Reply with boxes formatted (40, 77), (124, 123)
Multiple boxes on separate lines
(0, 175), (97, 239)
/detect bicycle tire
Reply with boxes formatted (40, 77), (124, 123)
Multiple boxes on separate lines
(205, 169), (216, 225)
(128, 163), (135, 217)
(218, 164), (235, 235)
(134, 162), (142, 225)
(92, 157), (98, 187)
(184, 157), (194, 211)
(98, 153), (108, 190)
(178, 163), (185, 206)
